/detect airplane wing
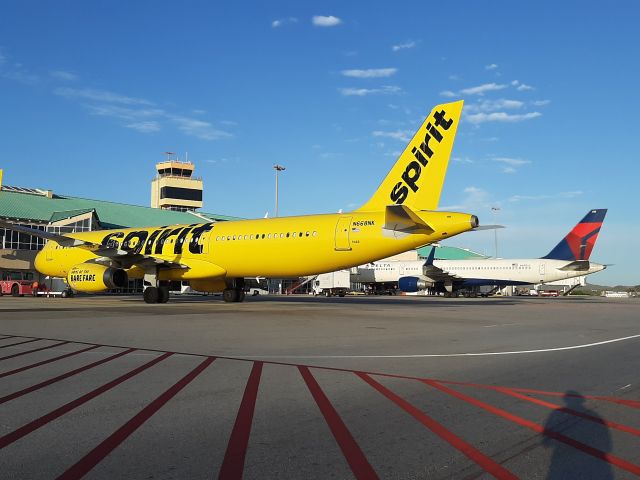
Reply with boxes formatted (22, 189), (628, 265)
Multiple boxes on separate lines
(0, 221), (187, 270)
(420, 246), (461, 283)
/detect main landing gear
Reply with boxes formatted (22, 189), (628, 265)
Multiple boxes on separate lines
(143, 271), (170, 304)
(143, 285), (170, 304)
(223, 278), (245, 303)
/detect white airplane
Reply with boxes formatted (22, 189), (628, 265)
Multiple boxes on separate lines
(354, 209), (608, 296)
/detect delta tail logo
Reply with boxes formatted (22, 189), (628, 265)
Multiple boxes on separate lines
(543, 209), (607, 261)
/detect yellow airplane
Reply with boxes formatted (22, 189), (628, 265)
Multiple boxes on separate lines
(2, 100), (481, 304)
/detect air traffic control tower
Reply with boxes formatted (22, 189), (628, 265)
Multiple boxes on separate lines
(150, 154), (203, 211)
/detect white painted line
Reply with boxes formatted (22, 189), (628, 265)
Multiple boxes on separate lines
(239, 334), (640, 359)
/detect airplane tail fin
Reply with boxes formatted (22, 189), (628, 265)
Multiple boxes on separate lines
(356, 100), (464, 212)
(542, 209), (607, 261)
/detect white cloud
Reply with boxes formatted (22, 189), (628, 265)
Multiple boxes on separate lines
(372, 130), (411, 142)
(341, 68), (397, 78)
(0, 51), (6, 65)
(54, 87), (153, 106)
(339, 85), (401, 96)
(453, 156), (474, 164)
(1, 70), (39, 84)
(509, 191), (583, 202)
(271, 17), (298, 28)
(465, 99), (524, 113)
(59, 86), (233, 140)
(511, 79), (534, 91)
(392, 41), (416, 52)
(493, 157), (531, 173)
(170, 116), (233, 141)
(440, 186), (492, 211)
(312, 15), (342, 27)
(440, 90), (456, 98)
(532, 99), (550, 106)
(125, 121), (161, 133)
(485, 63), (498, 70)
(85, 104), (165, 120)
(460, 82), (508, 96)
(206, 158), (230, 165)
(466, 111), (541, 124)
(50, 70), (78, 81)
(493, 157), (530, 166)
(448, 74), (460, 81)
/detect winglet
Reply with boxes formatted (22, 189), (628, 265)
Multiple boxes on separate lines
(424, 245), (436, 266)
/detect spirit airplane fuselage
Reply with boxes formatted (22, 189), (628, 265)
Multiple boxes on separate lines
(35, 211), (476, 282)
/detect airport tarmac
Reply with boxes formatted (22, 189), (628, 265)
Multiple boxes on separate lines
(0, 294), (638, 479)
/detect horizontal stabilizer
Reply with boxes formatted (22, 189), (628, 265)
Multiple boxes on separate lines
(469, 224), (504, 231)
(383, 205), (433, 233)
(559, 260), (591, 271)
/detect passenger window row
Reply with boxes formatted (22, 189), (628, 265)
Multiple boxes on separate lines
(215, 231), (318, 242)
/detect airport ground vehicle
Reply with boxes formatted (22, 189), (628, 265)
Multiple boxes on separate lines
(0, 270), (35, 296)
(539, 290), (560, 297)
(312, 270), (350, 297)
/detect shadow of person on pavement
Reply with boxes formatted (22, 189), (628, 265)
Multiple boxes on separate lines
(543, 390), (613, 479)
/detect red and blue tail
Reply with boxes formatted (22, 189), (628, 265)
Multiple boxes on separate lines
(542, 209), (607, 261)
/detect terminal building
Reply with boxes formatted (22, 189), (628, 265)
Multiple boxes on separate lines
(0, 160), (238, 286)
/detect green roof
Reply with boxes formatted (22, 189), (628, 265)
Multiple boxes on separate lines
(49, 208), (97, 223)
(0, 190), (241, 228)
(417, 244), (487, 260)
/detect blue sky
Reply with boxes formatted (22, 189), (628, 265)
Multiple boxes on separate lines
(1, 1), (639, 285)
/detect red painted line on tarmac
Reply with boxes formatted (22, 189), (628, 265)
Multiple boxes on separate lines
(423, 380), (640, 476)
(357, 373), (517, 480)
(0, 345), (101, 379)
(0, 348), (136, 405)
(218, 361), (263, 480)
(494, 387), (640, 437)
(300, 367), (379, 480)
(0, 341), (70, 361)
(3, 334), (637, 409)
(435, 379), (640, 410)
(0, 352), (172, 449)
(0, 338), (40, 349)
(56, 356), (215, 480)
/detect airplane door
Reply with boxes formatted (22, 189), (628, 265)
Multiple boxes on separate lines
(399, 265), (406, 276)
(334, 216), (352, 251)
(200, 229), (211, 254)
(539, 263), (545, 277)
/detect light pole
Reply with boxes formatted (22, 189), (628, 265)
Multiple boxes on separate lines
(273, 164), (286, 217)
(491, 206), (500, 258)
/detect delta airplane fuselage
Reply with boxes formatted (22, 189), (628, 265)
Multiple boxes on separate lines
(356, 257), (606, 286)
